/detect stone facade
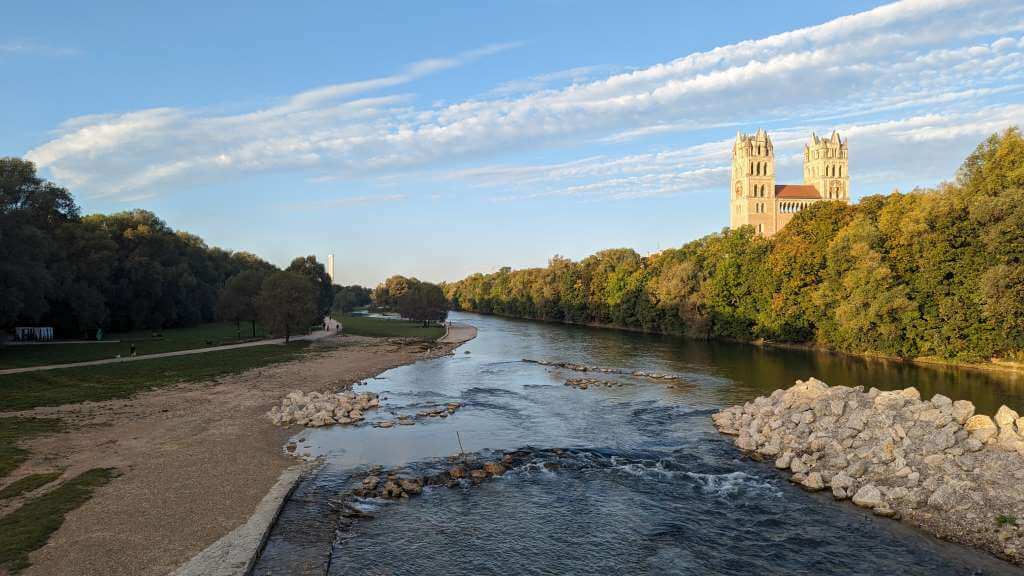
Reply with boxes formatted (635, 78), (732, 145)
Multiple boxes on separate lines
(730, 129), (850, 237)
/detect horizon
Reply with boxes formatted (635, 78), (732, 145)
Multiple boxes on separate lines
(4, 0), (1023, 286)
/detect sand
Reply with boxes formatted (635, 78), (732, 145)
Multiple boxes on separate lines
(2, 333), (468, 576)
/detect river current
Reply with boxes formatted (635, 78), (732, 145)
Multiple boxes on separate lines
(254, 312), (1024, 575)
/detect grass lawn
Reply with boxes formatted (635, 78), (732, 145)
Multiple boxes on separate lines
(0, 321), (274, 370)
(0, 472), (62, 501)
(0, 467), (117, 574)
(338, 315), (444, 339)
(0, 341), (314, 413)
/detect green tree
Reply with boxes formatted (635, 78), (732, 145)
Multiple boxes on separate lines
(286, 256), (333, 319)
(256, 271), (318, 343)
(217, 270), (267, 338)
(396, 280), (449, 326)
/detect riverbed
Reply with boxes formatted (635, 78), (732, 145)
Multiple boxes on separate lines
(254, 312), (1024, 575)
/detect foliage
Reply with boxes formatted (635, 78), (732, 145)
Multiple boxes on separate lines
(256, 271), (318, 342)
(286, 255), (334, 318)
(332, 285), (372, 314)
(217, 270), (268, 337)
(0, 467), (117, 574)
(396, 280), (448, 325)
(372, 275), (413, 310)
(0, 158), (275, 337)
(445, 129), (1024, 362)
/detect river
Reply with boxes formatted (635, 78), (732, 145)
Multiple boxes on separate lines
(253, 312), (1024, 575)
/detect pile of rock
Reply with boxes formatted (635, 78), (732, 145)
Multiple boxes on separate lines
(371, 403), (462, 428)
(525, 359), (684, 382)
(345, 453), (521, 503)
(267, 390), (380, 427)
(713, 378), (1024, 563)
(565, 378), (627, 390)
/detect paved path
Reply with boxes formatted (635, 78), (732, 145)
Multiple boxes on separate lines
(438, 322), (478, 344)
(0, 325), (336, 376)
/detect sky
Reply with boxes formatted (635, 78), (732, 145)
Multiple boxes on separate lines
(2, 0), (1023, 286)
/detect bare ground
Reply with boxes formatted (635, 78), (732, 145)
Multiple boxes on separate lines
(1, 335), (462, 576)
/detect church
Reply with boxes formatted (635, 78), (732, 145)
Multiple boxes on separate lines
(730, 129), (850, 237)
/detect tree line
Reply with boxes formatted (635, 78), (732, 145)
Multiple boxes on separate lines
(444, 128), (1024, 363)
(0, 157), (337, 342)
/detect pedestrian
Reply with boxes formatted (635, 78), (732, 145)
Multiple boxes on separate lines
(130, 344), (137, 357)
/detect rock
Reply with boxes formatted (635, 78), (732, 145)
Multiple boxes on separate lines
(381, 480), (404, 499)
(377, 421), (394, 428)
(469, 469), (489, 481)
(362, 475), (379, 490)
(483, 462), (506, 476)
(995, 405), (1020, 429)
(399, 478), (423, 495)
(789, 457), (808, 474)
(965, 415), (998, 443)
(901, 387), (921, 400)
(801, 472), (825, 491)
(774, 452), (793, 470)
(951, 400), (975, 425)
(852, 485), (883, 508)
(448, 466), (466, 479)
(930, 394), (953, 408)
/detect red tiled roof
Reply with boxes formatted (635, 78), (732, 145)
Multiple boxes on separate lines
(775, 184), (820, 199)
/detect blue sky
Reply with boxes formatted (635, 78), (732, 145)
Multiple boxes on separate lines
(3, 0), (1023, 286)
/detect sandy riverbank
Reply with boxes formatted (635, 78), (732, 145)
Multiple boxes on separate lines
(2, 330), (474, 576)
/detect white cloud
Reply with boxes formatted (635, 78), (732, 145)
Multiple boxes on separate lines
(24, 0), (1024, 200)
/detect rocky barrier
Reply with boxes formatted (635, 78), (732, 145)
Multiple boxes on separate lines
(524, 359), (683, 381)
(267, 390), (380, 427)
(565, 378), (628, 390)
(713, 378), (1024, 564)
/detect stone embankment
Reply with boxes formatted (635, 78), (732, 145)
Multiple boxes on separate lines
(713, 378), (1024, 564)
(524, 359), (682, 381)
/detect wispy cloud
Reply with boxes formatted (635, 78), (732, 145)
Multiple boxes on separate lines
(289, 193), (407, 210)
(24, 0), (1024, 201)
(0, 41), (79, 57)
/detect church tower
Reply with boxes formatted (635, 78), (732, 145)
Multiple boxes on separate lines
(803, 131), (850, 202)
(730, 129), (776, 235)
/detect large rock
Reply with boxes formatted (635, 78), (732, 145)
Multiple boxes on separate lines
(852, 485), (883, 508)
(995, 406), (1020, 429)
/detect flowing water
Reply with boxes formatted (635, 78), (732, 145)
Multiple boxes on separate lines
(254, 312), (1024, 575)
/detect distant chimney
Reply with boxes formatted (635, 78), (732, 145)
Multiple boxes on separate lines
(327, 253), (335, 283)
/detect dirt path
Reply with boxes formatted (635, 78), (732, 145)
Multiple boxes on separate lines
(439, 322), (477, 344)
(2, 335), (464, 576)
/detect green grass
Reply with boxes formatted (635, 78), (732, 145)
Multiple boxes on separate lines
(0, 341), (314, 412)
(997, 514), (1019, 527)
(0, 468), (117, 574)
(0, 419), (65, 480)
(0, 321), (274, 369)
(338, 315), (444, 339)
(0, 472), (62, 501)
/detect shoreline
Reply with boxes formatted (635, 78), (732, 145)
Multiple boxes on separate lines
(4, 330), (474, 576)
(452, 310), (1024, 377)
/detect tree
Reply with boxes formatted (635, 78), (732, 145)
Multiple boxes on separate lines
(217, 270), (267, 338)
(0, 158), (79, 331)
(396, 280), (448, 326)
(256, 271), (318, 343)
(286, 255), (333, 319)
(331, 285), (372, 314)
(372, 275), (413, 310)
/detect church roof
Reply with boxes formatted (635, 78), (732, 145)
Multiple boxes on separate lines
(775, 184), (820, 199)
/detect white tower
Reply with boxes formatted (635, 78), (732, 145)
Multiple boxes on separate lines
(327, 253), (335, 284)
